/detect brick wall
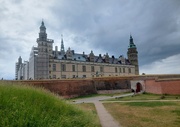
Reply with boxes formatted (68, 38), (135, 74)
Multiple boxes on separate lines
(160, 80), (180, 94)
(144, 79), (180, 95)
(144, 79), (162, 94)
(10, 75), (180, 97)
(20, 79), (96, 98)
(16, 77), (132, 98)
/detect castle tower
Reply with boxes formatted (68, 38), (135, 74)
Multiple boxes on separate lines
(36, 21), (54, 79)
(127, 35), (139, 75)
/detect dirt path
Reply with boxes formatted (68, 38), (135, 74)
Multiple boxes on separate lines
(73, 93), (133, 127)
(94, 101), (121, 127)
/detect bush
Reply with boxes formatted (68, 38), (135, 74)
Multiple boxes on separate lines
(160, 95), (165, 99)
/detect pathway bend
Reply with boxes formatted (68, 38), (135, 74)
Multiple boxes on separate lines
(73, 93), (133, 127)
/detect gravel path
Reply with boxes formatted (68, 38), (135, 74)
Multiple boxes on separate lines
(94, 101), (120, 127)
(73, 93), (134, 127)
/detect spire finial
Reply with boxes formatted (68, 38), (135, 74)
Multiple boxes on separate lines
(61, 34), (64, 42)
(42, 19), (44, 25)
(61, 34), (65, 53)
(130, 32), (132, 39)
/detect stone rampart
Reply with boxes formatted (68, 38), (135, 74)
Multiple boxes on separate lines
(8, 74), (180, 97)
(13, 76), (133, 98)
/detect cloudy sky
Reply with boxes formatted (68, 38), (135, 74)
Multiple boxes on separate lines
(0, 0), (180, 79)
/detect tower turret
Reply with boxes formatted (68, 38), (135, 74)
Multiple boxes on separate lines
(127, 35), (139, 75)
(39, 20), (47, 41)
(60, 34), (65, 54)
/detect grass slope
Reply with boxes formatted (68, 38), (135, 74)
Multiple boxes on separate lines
(0, 81), (98, 127)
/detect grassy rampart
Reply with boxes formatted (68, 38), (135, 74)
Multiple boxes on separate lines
(0, 81), (99, 127)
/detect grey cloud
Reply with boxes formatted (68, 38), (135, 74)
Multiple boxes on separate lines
(0, 0), (180, 79)
(50, 0), (180, 66)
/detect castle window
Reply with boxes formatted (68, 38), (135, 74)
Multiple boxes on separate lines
(61, 64), (66, 71)
(115, 67), (118, 73)
(82, 65), (86, 72)
(100, 66), (104, 72)
(72, 65), (75, 72)
(91, 66), (95, 72)
(83, 75), (86, 78)
(119, 68), (122, 73)
(129, 68), (131, 73)
(53, 75), (56, 79)
(53, 64), (56, 71)
(61, 75), (66, 79)
(123, 68), (125, 73)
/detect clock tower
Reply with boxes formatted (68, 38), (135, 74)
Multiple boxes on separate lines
(127, 35), (139, 75)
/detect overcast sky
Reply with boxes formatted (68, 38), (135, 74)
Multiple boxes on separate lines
(0, 0), (180, 79)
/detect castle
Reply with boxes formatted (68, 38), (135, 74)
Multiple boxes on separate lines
(15, 21), (139, 80)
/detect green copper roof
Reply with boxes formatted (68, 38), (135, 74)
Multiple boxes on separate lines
(129, 35), (136, 48)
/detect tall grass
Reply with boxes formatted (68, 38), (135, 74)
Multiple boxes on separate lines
(0, 81), (98, 127)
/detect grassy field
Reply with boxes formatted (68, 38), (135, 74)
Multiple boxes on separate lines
(77, 103), (101, 127)
(0, 81), (99, 127)
(104, 100), (180, 127)
(103, 92), (180, 101)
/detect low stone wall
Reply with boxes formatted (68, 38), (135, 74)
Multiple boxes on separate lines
(97, 89), (131, 94)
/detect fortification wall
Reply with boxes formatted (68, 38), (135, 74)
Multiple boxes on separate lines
(9, 74), (180, 97)
(20, 79), (96, 98)
(144, 79), (163, 94)
(144, 79), (180, 95)
(15, 77), (132, 98)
